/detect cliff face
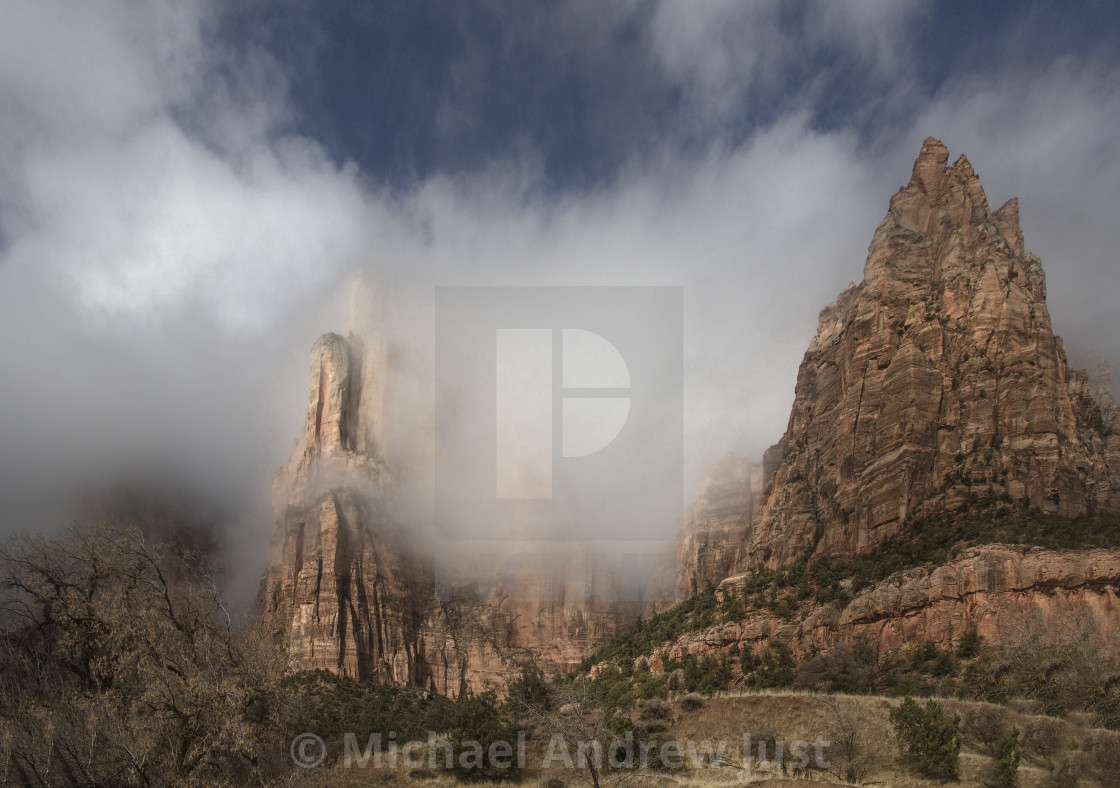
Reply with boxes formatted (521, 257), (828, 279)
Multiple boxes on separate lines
(731, 137), (1120, 570)
(677, 453), (763, 595)
(261, 332), (638, 693)
(260, 333), (422, 681)
(655, 544), (1120, 667)
(261, 333), (496, 692)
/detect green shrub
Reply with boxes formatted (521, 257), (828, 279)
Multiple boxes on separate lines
(768, 593), (798, 620)
(957, 627), (983, 658)
(909, 641), (940, 669)
(748, 644), (796, 689)
(682, 654), (703, 692)
(697, 653), (733, 695)
(680, 693), (704, 712)
(283, 670), (450, 746)
(889, 697), (962, 781)
(987, 727), (1021, 788)
(506, 663), (554, 712)
(722, 593), (746, 622)
(448, 691), (524, 782)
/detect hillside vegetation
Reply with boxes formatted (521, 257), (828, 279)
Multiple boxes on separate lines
(579, 511), (1120, 729)
(2, 517), (1118, 787)
(588, 511), (1120, 665)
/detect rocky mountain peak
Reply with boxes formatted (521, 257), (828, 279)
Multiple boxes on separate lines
(303, 332), (360, 457)
(993, 197), (1025, 256)
(909, 136), (950, 194)
(261, 331), (413, 681)
(679, 137), (1120, 582)
(263, 331), (640, 692)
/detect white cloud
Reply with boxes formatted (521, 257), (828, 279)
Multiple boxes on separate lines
(0, 0), (377, 582)
(648, 0), (780, 125)
(15, 121), (367, 331)
(804, 0), (926, 71)
(0, 0), (1117, 603)
(646, 0), (924, 129)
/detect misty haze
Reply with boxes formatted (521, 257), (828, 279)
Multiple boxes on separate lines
(1, 3), (1119, 787)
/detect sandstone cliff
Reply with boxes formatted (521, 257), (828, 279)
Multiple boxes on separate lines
(259, 333), (423, 681)
(260, 332), (502, 693)
(260, 332), (639, 693)
(676, 453), (762, 596)
(723, 137), (1120, 572)
(655, 544), (1120, 668)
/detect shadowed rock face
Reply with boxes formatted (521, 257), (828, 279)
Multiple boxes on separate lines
(692, 137), (1120, 574)
(260, 333), (640, 693)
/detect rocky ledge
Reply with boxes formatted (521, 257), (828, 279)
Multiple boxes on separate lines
(652, 544), (1120, 669)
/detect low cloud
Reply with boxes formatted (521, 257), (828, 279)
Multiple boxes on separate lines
(0, 1), (1117, 606)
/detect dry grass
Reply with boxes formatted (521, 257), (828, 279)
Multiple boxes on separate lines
(294, 690), (1109, 788)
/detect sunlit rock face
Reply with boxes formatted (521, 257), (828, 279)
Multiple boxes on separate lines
(722, 137), (1120, 571)
(260, 332), (640, 693)
(654, 544), (1120, 667)
(259, 332), (421, 681)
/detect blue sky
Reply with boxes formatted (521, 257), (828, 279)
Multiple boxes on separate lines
(223, 1), (1119, 189)
(0, 1), (1119, 596)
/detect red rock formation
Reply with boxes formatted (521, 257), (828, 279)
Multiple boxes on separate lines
(261, 332), (640, 693)
(658, 544), (1120, 666)
(260, 333), (421, 681)
(677, 453), (762, 595)
(733, 137), (1120, 570)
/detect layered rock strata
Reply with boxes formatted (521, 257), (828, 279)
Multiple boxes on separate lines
(734, 137), (1120, 570)
(260, 332), (638, 693)
(654, 544), (1120, 668)
(677, 453), (763, 595)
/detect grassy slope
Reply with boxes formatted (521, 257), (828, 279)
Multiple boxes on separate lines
(303, 690), (1101, 787)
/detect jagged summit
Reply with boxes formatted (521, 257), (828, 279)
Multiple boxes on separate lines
(261, 332), (412, 680)
(993, 197), (1024, 256)
(742, 137), (1120, 569)
(909, 136), (950, 194)
(261, 331), (640, 692)
(681, 138), (1120, 583)
(303, 332), (368, 457)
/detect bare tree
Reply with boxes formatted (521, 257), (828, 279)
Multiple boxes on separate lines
(820, 695), (891, 784)
(981, 615), (1120, 728)
(512, 678), (655, 788)
(0, 523), (290, 788)
(960, 702), (1011, 754)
